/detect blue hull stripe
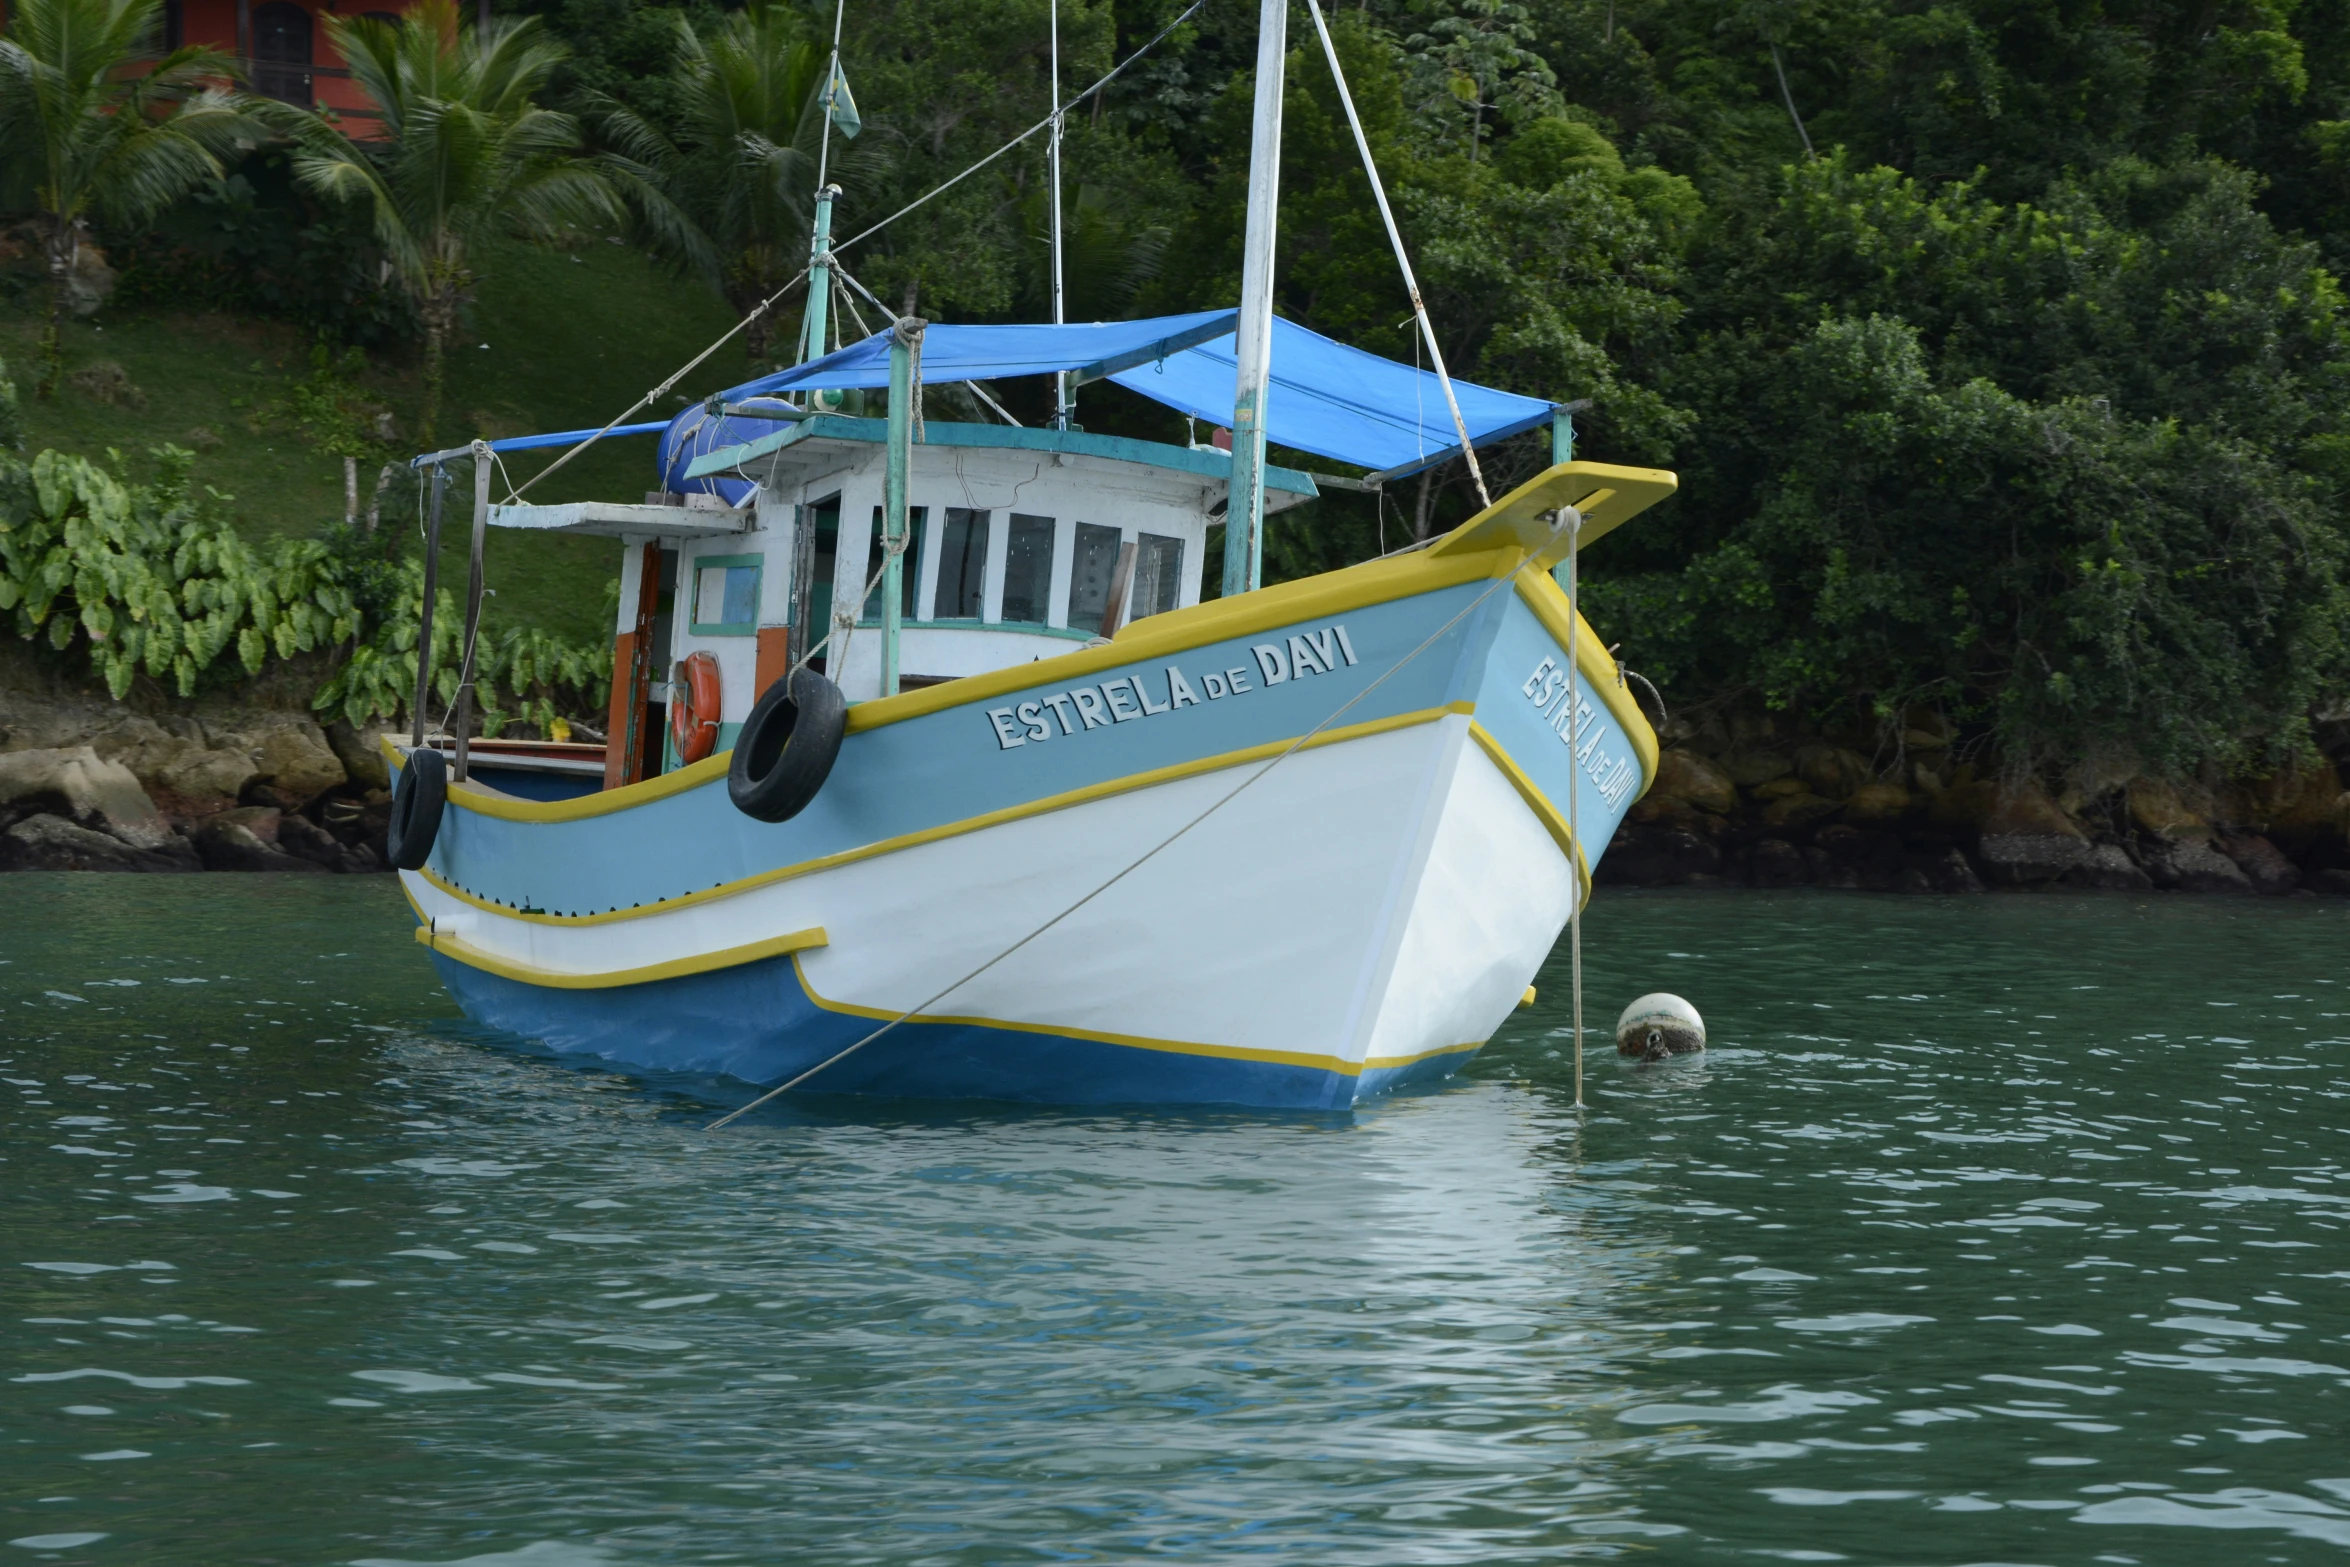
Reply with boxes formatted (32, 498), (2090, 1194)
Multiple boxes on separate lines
(430, 948), (1478, 1111)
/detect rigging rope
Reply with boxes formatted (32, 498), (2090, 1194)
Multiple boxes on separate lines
(1300, 0), (1491, 509)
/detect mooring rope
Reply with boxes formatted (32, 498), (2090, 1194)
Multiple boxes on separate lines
(707, 514), (1578, 1130)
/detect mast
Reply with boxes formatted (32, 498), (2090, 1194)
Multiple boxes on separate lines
(799, 185), (839, 367)
(800, 0), (848, 369)
(1222, 0), (1287, 598)
(1048, 0), (1070, 427)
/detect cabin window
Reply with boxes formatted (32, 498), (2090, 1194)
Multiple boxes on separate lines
(1068, 522), (1123, 632)
(1131, 533), (1184, 620)
(937, 508), (989, 619)
(690, 554), (761, 636)
(863, 506), (926, 621)
(1001, 514), (1055, 624)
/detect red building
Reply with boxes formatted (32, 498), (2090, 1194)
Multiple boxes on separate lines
(158, 0), (415, 130)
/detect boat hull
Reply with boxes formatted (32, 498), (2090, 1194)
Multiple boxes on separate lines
(398, 542), (1656, 1109)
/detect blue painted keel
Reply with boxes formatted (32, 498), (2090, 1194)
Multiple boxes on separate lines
(429, 949), (1476, 1111)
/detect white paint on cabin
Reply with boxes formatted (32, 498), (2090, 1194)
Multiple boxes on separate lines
(491, 420), (1319, 756)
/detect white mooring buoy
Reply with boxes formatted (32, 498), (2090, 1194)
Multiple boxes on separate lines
(1616, 993), (1706, 1060)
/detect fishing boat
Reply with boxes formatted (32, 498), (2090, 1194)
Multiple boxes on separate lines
(382, 0), (1677, 1110)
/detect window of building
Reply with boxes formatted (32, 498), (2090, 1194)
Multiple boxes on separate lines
(251, 2), (313, 105)
(1130, 533), (1184, 620)
(690, 554), (762, 635)
(937, 508), (989, 619)
(1001, 514), (1055, 624)
(1068, 522), (1123, 632)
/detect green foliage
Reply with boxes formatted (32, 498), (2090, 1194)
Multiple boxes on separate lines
(257, 340), (390, 465)
(0, 356), (609, 727)
(0, 0), (260, 391)
(277, 0), (621, 442)
(0, 441), (357, 700)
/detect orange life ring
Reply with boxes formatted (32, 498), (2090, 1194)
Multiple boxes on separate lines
(670, 651), (723, 765)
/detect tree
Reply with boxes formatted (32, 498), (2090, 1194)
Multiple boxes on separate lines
(594, 0), (854, 364)
(283, 0), (618, 444)
(0, 0), (253, 397)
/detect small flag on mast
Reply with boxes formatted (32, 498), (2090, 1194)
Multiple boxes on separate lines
(825, 61), (862, 139)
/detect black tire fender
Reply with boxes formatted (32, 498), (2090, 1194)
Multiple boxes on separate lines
(386, 746), (448, 870)
(729, 668), (846, 823)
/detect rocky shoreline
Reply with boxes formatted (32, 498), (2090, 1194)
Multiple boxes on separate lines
(1600, 718), (2350, 895)
(0, 653), (395, 875)
(9, 649), (2349, 895)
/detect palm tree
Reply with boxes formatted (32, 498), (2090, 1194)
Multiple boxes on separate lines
(597, 0), (875, 365)
(0, 0), (253, 397)
(283, 0), (617, 444)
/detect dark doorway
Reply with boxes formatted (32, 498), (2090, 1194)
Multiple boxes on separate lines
(252, 2), (314, 105)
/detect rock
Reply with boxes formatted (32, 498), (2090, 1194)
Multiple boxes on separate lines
(0, 745), (175, 849)
(58, 245), (118, 316)
(155, 745), (262, 810)
(324, 720), (393, 793)
(1929, 777), (1998, 828)
(1795, 744), (1872, 799)
(1977, 783), (2090, 885)
(66, 358), (141, 405)
(1626, 793), (1727, 838)
(1747, 837), (1809, 886)
(184, 425), (223, 452)
(2311, 868), (2350, 897)
(1761, 791), (1841, 831)
(275, 812), (353, 870)
(1814, 824), (1904, 890)
(193, 808), (326, 873)
(1650, 748), (1737, 815)
(2254, 763), (2345, 854)
(2064, 842), (2153, 891)
(2143, 838), (2253, 894)
(1724, 750), (1793, 787)
(1749, 775), (1811, 802)
(1841, 782), (1913, 825)
(0, 814), (191, 873)
(1595, 825), (1722, 885)
(247, 719), (349, 806)
(2127, 777), (2208, 842)
(1928, 847), (1985, 893)
(2219, 832), (2300, 896)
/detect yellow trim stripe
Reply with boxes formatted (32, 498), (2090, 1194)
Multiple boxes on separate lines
(417, 702), (1476, 926)
(378, 550), (1501, 826)
(415, 922), (829, 988)
(1466, 721), (1591, 900)
(1512, 569), (1660, 790)
(788, 955), (1481, 1078)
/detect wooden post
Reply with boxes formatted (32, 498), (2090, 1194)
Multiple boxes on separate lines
(1222, 0), (1287, 600)
(1552, 408), (1575, 466)
(604, 541), (662, 790)
(410, 463), (447, 748)
(882, 318), (923, 698)
(450, 442), (490, 783)
(235, 0), (250, 63)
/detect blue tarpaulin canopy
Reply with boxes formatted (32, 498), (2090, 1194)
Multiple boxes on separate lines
(728, 310), (1556, 479)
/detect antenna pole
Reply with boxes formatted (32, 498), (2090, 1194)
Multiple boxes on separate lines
(1049, 0), (1070, 427)
(1224, 0), (1287, 598)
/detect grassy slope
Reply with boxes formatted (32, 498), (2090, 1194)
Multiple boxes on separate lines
(4, 239), (744, 644)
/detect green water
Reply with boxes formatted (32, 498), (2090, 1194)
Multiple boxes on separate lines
(3, 878), (2347, 1565)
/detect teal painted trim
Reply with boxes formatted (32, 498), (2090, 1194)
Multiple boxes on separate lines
(685, 416), (1320, 498)
(1550, 410), (1574, 465)
(686, 552), (763, 637)
(861, 615), (1100, 642)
